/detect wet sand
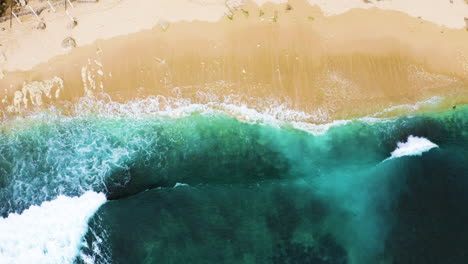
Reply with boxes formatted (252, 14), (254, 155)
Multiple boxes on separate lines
(0, 0), (467, 122)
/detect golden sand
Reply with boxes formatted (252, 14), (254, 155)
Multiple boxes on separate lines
(1, 0), (467, 122)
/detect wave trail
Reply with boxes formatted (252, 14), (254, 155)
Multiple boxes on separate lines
(0, 191), (106, 264)
(385, 135), (438, 161)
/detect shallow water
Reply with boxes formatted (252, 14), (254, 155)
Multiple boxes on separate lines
(0, 105), (467, 264)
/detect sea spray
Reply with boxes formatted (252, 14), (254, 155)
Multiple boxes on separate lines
(0, 191), (106, 264)
(389, 135), (438, 159)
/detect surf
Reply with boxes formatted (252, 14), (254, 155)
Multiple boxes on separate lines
(0, 191), (106, 264)
(0, 98), (466, 264)
(388, 135), (438, 159)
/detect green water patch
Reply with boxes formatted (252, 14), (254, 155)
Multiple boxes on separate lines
(79, 182), (348, 264)
(78, 145), (468, 264)
(75, 107), (466, 264)
(383, 150), (468, 263)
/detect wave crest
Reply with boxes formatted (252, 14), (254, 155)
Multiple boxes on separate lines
(0, 191), (106, 264)
(388, 135), (438, 160)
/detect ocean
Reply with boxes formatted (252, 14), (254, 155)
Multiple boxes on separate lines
(0, 100), (466, 264)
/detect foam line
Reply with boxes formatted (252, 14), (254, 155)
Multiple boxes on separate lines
(385, 135), (438, 161)
(0, 191), (106, 264)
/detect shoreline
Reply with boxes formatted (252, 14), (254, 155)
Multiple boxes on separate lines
(0, 0), (467, 123)
(0, 95), (464, 138)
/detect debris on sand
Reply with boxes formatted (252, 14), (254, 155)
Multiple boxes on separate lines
(0, 52), (6, 64)
(37, 21), (46, 30)
(67, 19), (78, 30)
(158, 19), (169, 32)
(61, 37), (77, 50)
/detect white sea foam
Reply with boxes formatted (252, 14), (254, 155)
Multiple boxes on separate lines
(370, 96), (443, 118)
(65, 94), (364, 136)
(387, 135), (438, 160)
(0, 192), (106, 264)
(2, 87), (447, 137)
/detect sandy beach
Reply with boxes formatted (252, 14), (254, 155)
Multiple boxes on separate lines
(0, 0), (467, 122)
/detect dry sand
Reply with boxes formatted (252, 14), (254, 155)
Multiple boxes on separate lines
(0, 0), (467, 122)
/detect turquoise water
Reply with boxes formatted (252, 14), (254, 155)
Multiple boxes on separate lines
(0, 105), (467, 263)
